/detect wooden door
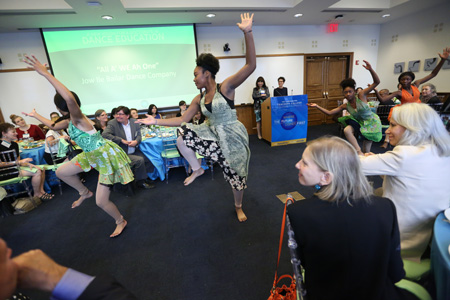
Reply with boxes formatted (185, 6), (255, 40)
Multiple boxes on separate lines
(304, 53), (352, 125)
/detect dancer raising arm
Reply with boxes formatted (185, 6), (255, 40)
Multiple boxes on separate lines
(23, 55), (134, 238)
(137, 13), (256, 222)
(307, 60), (382, 154)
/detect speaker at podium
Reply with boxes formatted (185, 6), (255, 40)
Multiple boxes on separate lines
(261, 95), (308, 146)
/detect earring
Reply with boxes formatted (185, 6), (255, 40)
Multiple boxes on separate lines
(315, 184), (321, 190)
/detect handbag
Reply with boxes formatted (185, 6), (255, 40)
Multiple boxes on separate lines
(268, 199), (297, 300)
(66, 140), (83, 160)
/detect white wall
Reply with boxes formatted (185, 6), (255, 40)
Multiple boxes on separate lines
(3, 4), (448, 126)
(377, 1), (450, 93)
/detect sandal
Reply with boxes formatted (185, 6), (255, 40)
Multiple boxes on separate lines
(39, 193), (54, 200)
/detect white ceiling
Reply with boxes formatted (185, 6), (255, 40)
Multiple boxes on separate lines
(0, 0), (446, 33)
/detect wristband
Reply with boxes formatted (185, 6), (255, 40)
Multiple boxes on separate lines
(244, 30), (252, 34)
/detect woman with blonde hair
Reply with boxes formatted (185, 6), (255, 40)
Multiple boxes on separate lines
(361, 103), (450, 262)
(288, 136), (417, 300)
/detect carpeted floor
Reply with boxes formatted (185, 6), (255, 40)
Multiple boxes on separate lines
(0, 123), (386, 300)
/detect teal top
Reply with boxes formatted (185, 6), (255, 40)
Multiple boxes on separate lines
(68, 122), (105, 152)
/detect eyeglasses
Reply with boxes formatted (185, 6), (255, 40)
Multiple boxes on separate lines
(115, 113), (126, 116)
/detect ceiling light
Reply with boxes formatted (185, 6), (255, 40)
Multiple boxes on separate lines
(294, 14), (303, 18)
(382, 14), (391, 18)
(206, 13), (216, 18)
(101, 15), (113, 20)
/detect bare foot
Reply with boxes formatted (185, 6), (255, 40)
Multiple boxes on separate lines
(380, 142), (388, 149)
(110, 218), (127, 238)
(258, 135), (262, 140)
(71, 190), (93, 208)
(184, 168), (204, 186)
(235, 206), (247, 222)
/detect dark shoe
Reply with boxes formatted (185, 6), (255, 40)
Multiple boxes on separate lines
(138, 181), (155, 189)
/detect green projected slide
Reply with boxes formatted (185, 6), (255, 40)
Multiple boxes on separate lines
(42, 25), (198, 115)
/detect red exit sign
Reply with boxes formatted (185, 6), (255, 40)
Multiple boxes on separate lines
(328, 23), (339, 33)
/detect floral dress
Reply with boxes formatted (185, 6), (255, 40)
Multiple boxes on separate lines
(181, 87), (250, 191)
(68, 122), (134, 185)
(338, 97), (382, 142)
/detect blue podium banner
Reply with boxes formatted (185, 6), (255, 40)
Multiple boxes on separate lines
(270, 95), (308, 144)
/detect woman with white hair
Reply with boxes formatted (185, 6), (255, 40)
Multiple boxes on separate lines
(288, 136), (418, 300)
(360, 103), (450, 262)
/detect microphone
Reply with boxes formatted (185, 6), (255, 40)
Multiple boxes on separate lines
(291, 89), (293, 96)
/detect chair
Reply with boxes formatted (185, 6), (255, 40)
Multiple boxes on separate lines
(194, 153), (214, 180)
(0, 150), (36, 217)
(40, 139), (67, 195)
(161, 133), (186, 184)
(395, 279), (432, 300)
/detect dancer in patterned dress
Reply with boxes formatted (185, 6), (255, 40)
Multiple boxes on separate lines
(137, 13), (256, 222)
(308, 60), (382, 154)
(23, 55), (133, 237)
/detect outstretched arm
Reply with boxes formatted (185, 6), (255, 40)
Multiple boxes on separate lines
(23, 56), (91, 131)
(22, 109), (69, 131)
(221, 13), (256, 98)
(414, 46), (450, 86)
(307, 103), (345, 115)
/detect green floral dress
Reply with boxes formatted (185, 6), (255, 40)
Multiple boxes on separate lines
(68, 122), (134, 185)
(338, 97), (382, 142)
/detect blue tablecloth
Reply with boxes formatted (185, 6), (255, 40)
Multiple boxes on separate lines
(20, 145), (46, 165)
(140, 137), (166, 181)
(431, 212), (450, 300)
(20, 145), (52, 193)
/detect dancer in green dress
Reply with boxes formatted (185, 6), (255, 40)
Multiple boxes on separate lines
(308, 60), (382, 154)
(23, 55), (133, 237)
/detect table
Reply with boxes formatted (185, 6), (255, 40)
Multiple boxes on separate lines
(20, 145), (53, 193)
(431, 212), (450, 300)
(20, 145), (46, 165)
(140, 137), (166, 181)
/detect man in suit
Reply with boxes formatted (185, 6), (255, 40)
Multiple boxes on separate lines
(102, 106), (155, 189)
(0, 238), (137, 300)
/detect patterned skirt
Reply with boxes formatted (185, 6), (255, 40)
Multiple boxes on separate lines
(179, 125), (247, 191)
(71, 140), (134, 185)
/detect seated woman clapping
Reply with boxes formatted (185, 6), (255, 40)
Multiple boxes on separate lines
(287, 136), (417, 300)
(360, 103), (450, 262)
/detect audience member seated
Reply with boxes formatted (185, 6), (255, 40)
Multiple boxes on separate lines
(191, 110), (205, 125)
(93, 109), (108, 133)
(147, 104), (162, 119)
(0, 123), (53, 200)
(0, 238), (137, 300)
(176, 100), (187, 117)
(360, 103), (450, 262)
(44, 120), (70, 165)
(420, 83), (441, 104)
(376, 88), (396, 105)
(110, 107), (117, 120)
(9, 115), (45, 141)
(130, 108), (140, 120)
(102, 106), (155, 189)
(287, 136), (418, 300)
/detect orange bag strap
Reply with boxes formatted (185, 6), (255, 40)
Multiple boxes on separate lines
(272, 199), (290, 287)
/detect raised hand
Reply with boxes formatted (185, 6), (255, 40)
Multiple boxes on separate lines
(22, 108), (37, 118)
(362, 60), (372, 71)
(307, 103), (318, 108)
(237, 13), (254, 33)
(135, 114), (156, 125)
(23, 55), (48, 76)
(438, 47), (450, 60)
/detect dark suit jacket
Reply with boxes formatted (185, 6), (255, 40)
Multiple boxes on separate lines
(102, 118), (141, 154)
(78, 275), (138, 300)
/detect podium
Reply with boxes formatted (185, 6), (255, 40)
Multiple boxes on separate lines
(261, 95), (308, 146)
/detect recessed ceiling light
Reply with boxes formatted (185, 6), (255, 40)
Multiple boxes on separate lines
(294, 14), (303, 18)
(382, 14), (391, 18)
(102, 15), (113, 20)
(206, 13), (216, 18)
